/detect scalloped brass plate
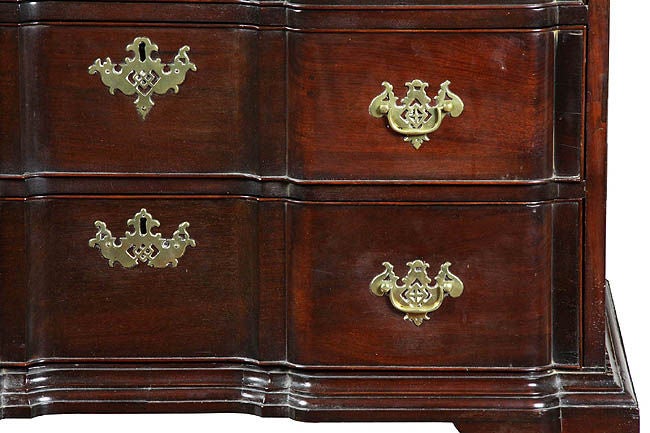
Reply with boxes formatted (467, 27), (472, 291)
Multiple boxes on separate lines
(89, 37), (197, 119)
(89, 208), (196, 269)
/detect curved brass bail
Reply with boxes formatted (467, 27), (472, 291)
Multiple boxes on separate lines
(388, 283), (444, 315)
(386, 106), (443, 137)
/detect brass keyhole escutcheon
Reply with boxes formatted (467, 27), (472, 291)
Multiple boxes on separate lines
(89, 37), (197, 119)
(89, 209), (196, 269)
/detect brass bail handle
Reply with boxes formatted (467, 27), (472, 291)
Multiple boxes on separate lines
(370, 260), (464, 326)
(369, 79), (464, 149)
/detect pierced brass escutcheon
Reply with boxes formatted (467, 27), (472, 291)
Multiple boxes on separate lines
(89, 37), (197, 119)
(370, 260), (464, 326)
(369, 79), (464, 149)
(89, 209), (196, 269)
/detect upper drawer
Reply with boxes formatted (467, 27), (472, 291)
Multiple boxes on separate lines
(288, 29), (584, 181)
(20, 25), (285, 174)
(11, 26), (583, 181)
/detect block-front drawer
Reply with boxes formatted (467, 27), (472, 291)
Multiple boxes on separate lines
(13, 25), (583, 181)
(16, 198), (264, 360)
(289, 29), (584, 181)
(0, 197), (580, 367)
(287, 202), (581, 368)
(20, 25), (284, 174)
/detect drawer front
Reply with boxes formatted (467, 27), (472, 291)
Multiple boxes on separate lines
(21, 25), (285, 174)
(24, 198), (261, 359)
(13, 26), (584, 180)
(288, 30), (560, 181)
(287, 203), (568, 367)
(3, 197), (580, 367)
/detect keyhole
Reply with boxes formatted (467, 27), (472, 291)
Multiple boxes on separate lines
(139, 42), (146, 61)
(140, 217), (147, 235)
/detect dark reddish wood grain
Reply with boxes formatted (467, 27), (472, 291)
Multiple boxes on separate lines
(12, 24), (584, 181)
(554, 29), (586, 178)
(256, 201), (287, 360)
(3, 197), (583, 367)
(0, 26), (20, 174)
(25, 198), (264, 359)
(552, 201), (582, 366)
(21, 25), (285, 174)
(582, 0), (609, 368)
(286, 202), (572, 367)
(0, 200), (27, 363)
(289, 30), (556, 181)
(286, 5), (586, 30)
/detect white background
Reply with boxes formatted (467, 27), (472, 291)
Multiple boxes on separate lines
(3, 3), (648, 432)
(606, 2), (648, 432)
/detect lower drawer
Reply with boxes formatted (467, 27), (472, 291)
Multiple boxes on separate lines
(287, 202), (580, 368)
(0, 198), (580, 368)
(17, 198), (262, 360)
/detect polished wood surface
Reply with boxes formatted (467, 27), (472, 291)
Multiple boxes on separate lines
(0, 200), (27, 363)
(289, 30), (559, 181)
(22, 26), (284, 174)
(555, 30), (585, 178)
(0, 26), (19, 174)
(287, 202), (555, 367)
(10, 25), (585, 180)
(1, 197), (582, 367)
(28, 198), (260, 359)
(0, 0), (639, 430)
(582, 0), (610, 368)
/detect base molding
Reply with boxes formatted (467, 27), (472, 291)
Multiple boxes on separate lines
(1, 287), (639, 432)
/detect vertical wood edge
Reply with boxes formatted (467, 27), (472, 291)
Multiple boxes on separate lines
(551, 200), (582, 366)
(554, 28), (586, 178)
(0, 201), (27, 363)
(256, 201), (287, 361)
(582, 0), (609, 367)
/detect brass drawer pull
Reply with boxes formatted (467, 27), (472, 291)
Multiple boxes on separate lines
(89, 209), (196, 269)
(369, 79), (464, 149)
(89, 37), (197, 119)
(370, 260), (464, 326)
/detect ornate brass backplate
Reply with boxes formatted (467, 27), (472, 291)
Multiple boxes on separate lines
(370, 260), (463, 326)
(369, 80), (464, 149)
(89, 37), (197, 119)
(89, 209), (196, 269)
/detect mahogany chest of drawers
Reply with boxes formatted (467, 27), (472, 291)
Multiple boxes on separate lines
(0, 0), (639, 431)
